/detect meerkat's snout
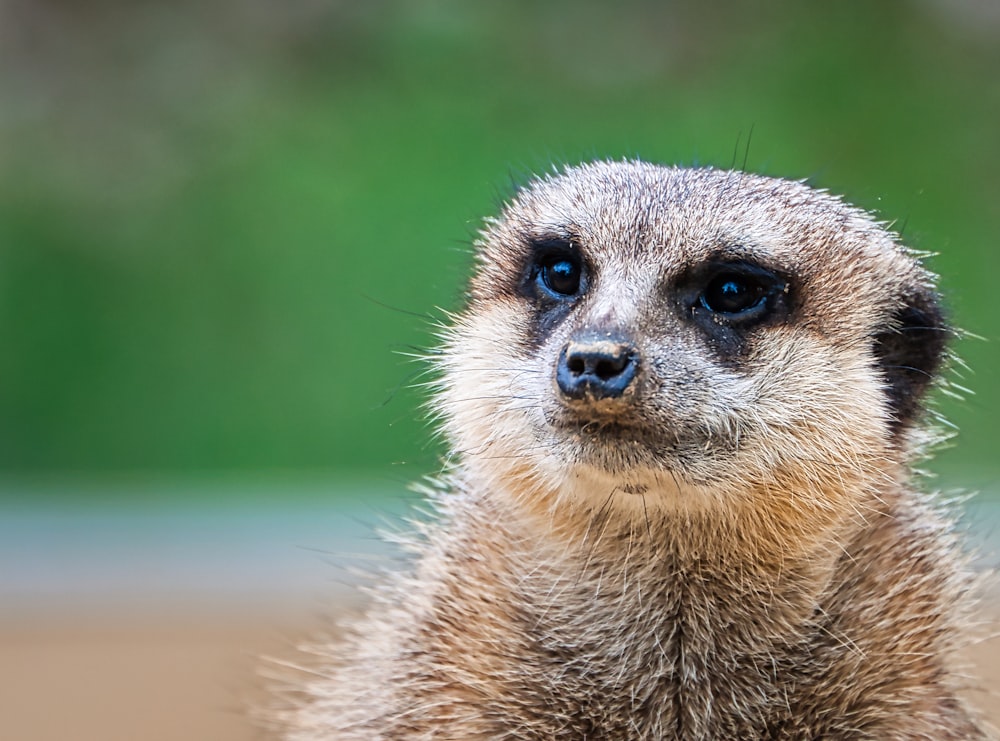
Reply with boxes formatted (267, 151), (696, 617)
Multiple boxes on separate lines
(556, 336), (639, 401)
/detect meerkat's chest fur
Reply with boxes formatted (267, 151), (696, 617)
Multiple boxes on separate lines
(496, 525), (815, 738)
(392, 485), (964, 740)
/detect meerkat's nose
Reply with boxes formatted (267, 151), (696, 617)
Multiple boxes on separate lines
(557, 338), (639, 401)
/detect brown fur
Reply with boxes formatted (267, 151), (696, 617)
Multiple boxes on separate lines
(274, 162), (992, 739)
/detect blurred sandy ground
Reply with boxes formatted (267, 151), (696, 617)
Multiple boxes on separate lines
(1, 499), (998, 741)
(1, 615), (290, 741)
(0, 497), (395, 741)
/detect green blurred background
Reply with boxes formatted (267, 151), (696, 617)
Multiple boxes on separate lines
(2, 0), (998, 502)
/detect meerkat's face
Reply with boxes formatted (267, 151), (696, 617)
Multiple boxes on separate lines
(436, 162), (946, 517)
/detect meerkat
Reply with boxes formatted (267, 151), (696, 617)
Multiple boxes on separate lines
(275, 161), (992, 739)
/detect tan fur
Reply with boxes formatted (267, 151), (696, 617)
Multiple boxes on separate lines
(273, 162), (992, 739)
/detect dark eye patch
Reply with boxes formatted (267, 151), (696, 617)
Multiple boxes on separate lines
(516, 235), (589, 348)
(676, 259), (791, 359)
(522, 236), (587, 301)
(687, 261), (788, 325)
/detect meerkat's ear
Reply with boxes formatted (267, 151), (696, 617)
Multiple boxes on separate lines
(873, 285), (950, 431)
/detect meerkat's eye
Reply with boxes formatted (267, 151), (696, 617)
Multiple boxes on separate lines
(527, 238), (585, 299)
(687, 261), (788, 327)
(701, 273), (769, 315)
(540, 256), (581, 296)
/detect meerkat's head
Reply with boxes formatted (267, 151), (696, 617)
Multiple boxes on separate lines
(435, 161), (947, 531)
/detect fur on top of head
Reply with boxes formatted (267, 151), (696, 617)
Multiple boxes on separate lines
(433, 160), (948, 535)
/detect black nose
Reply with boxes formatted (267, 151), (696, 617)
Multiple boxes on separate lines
(556, 340), (639, 400)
